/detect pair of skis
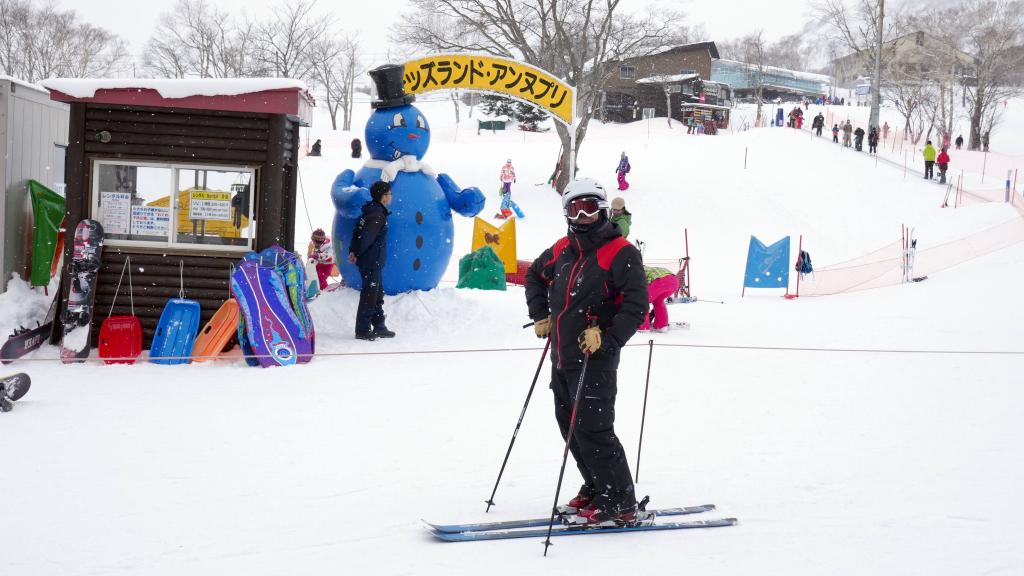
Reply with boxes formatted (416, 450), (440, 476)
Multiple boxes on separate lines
(425, 503), (737, 542)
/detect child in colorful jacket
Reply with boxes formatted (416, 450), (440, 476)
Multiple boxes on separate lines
(639, 266), (680, 331)
(616, 152), (631, 190)
(307, 228), (338, 289)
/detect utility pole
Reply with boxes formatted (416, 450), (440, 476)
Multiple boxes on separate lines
(868, 0), (885, 130)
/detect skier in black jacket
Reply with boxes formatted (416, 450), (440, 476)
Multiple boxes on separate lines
(524, 177), (648, 525)
(348, 181), (394, 341)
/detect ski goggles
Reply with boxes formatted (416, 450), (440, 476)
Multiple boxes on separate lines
(565, 197), (607, 220)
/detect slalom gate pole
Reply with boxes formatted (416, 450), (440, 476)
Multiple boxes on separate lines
(485, 338), (550, 513)
(543, 350), (592, 556)
(635, 339), (655, 483)
(982, 151), (988, 184)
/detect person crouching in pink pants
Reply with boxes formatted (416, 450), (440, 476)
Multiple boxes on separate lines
(639, 266), (680, 331)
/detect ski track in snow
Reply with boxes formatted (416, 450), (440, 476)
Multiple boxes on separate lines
(1, 98), (1023, 575)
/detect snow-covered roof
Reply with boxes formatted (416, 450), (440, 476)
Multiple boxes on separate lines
(714, 59), (831, 84)
(41, 78), (308, 99)
(636, 73), (699, 84)
(0, 75), (48, 94)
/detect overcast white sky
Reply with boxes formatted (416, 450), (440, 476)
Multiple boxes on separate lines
(60, 0), (817, 70)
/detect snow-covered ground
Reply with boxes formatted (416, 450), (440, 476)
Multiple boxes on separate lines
(2, 95), (1023, 575)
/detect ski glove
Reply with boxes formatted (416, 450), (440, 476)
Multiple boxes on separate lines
(534, 316), (552, 339)
(578, 326), (602, 354)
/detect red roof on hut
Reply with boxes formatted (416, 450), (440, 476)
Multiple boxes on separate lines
(42, 78), (314, 124)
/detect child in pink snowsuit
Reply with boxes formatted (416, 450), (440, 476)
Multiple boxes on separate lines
(616, 152), (631, 191)
(638, 266), (680, 331)
(307, 228), (336, 289)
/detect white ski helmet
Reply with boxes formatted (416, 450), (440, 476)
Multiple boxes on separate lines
(561, 177), (609, 219)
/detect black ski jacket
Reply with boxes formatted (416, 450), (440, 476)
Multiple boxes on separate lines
(525, 220), (647, 370)
(350, 201), (390, 271)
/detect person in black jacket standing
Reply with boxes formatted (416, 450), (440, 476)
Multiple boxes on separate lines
(525, 177), (648, 525)
(348, 181), (395, 341)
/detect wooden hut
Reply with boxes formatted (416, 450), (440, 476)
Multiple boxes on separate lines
(42, 79), (313, 347)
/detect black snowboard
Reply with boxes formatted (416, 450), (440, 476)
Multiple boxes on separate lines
(1, 292), (59, 364)
(60, 219), (103, 363)
(0, 372), (30, 412)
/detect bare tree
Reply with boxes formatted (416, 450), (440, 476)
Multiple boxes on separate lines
(394, 0), (685, 192)
(958, 0), (1024, 150)
(252, 0), (331, 81)
(0, 0), (128, 82)
(740, 31), (768, 126)
(814, 0), (906, 85)
(309, 33), (365, 130)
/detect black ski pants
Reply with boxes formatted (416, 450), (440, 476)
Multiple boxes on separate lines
(815, 126), (823, 137)
(924, 160), (935, 179)
(355, 265), (385, 333)
(551, 365), (635, 508)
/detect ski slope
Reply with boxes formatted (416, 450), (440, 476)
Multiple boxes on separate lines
(1, 98), (1023, 576)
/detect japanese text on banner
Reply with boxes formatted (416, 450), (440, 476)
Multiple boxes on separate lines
(402, 55), (574, 125)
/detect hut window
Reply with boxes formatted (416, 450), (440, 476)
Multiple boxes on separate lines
(92, 160), (256, 252)
(619, 65), (636, 80)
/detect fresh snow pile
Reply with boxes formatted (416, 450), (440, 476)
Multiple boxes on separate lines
(1, 95), (1023, 576)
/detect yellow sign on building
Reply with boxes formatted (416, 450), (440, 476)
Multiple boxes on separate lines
(403, 54), (575, 126)
(472, 217), (517, 273)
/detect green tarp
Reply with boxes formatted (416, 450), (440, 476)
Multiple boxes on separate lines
(456, 246), (507, 291)
(28, 180), (65, 286)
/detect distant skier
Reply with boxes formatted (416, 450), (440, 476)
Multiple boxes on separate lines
(616, 152), (631, 191)
(351, 138), (362, 159)
(832, 123), (840, 143)
(812, 113), (824, 136)
(854, 126), (865, 151)
(495, 159), (523, 219)
(638, 266), (680, 332)
(923, 141), (937, 179)
(307, 228), (338, 290)
(348, 181), (395, 341)
(868, 127), (879, 154)
(610, 197), (631, 239)
(955, 134), (964, 150)
(882, 121), (890, 140)
(309, 139), (322, 156)
(842, 120), (853, 147)
(937, 147), (951, 184)
(525, 177), (647, 525)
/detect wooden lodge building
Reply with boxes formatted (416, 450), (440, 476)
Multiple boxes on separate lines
(600, 42), (731, 128)
(41, 79), (313, 346)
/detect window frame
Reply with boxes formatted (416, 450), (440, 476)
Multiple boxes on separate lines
(90, 158), (257, 253)
(619, 65), (636, 80)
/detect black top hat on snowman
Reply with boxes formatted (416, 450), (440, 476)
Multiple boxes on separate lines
(369, 64), (416, 109)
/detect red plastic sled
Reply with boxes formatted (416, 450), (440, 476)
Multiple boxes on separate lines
(98, 315), (142, 364)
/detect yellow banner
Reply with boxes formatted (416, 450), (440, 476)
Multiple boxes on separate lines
(403, 54), (574, 126)
(189, 190), (231, 201)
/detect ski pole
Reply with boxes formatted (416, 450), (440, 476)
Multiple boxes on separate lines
(543, 348), (592, 557)
(635, 339), (654, 483)
(485, 337), (550, 513)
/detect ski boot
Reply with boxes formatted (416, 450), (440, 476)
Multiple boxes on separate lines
(373, 326), (396, 339)
(557, 484), (595, 515)
(572, 494), (648, 527)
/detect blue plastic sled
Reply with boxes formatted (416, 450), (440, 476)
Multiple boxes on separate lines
(149, 298), (202, 365)
(231, 260), (305, 367)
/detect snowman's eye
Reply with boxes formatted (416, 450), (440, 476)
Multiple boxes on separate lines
(416, 115), (427, 130)
(391, 113), (406, 128)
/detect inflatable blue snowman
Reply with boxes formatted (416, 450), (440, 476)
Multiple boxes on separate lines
(331, 64), (485, 294)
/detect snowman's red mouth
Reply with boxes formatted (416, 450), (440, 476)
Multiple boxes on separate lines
(407, 134), (420, 140)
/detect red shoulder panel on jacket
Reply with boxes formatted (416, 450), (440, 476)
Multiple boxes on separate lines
(544, 236), (571, 267)
(596, 237), (632, 270)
